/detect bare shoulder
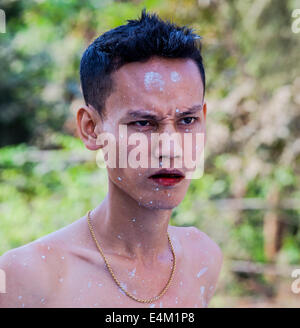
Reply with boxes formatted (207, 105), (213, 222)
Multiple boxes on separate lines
(189, 226), (222, 260)
(0, 215), (92, 308)
(178, 226), (223, 281)
(0, 238), (68, 308)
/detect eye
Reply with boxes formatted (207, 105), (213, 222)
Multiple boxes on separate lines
(130, 120), (152, 127)
(179, 117), (199, 125)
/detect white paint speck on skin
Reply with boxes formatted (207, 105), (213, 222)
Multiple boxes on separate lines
(128, 268), (136, 278)
(119, 289), (126, 296)
(180, 281), (183, 286)
(175, 297), (178, 304)
(132, 218), (136, 222)
(119, 282), (127, 295)
(175, 108), (180, 113)
(144, 72), (165, 92)
(41, 255), (46, 260)
(61, 256), (64, 260)
(170, 71), (181, 82)
(98, 283), (103, 287)
(47, 246), (51, 251)
(197, 267), (208, 278)
(41, 298), (45, 304)
(18, 296), (22, 300)
(149, 303), (155, 308)
(88, 281), (92, 288)
(59, 278), (64, 283)
(160, 301), (163, 308)
(200, 286), (205, 295)
(117, 176), (122, 181)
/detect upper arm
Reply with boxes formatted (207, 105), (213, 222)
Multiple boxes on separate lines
(189, 226), (223, 304)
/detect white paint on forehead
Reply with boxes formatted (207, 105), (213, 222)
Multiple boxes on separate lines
(170, 71), (181, 82)
(144, 71), (165, 91)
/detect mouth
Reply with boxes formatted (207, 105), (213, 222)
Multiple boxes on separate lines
(148, 169), (185, 187)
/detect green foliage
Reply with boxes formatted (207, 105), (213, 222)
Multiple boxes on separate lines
(1, 0), (300, 307)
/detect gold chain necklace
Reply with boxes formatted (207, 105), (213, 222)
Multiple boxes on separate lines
(87, 210), (176, 303)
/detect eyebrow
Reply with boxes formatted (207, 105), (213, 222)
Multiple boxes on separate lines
(126, 104), (202, 120)
(176, 104), (203, 118)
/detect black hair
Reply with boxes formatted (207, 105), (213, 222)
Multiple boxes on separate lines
(80, 8), (205, 119)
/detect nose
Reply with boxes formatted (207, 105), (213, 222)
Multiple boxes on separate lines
(151, 123), (183, 168)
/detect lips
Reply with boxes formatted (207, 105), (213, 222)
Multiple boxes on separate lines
(148, 169), (185, 186)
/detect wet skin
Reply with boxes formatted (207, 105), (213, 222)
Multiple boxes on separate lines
(0, 56), (223, 308)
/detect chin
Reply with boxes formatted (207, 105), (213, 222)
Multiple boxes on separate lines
(138, 199), (181, 210)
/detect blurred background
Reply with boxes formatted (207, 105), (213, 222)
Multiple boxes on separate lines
(0, 0), (300, 307)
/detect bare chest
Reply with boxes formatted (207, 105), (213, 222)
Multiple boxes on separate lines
(46, 251), (206, 308)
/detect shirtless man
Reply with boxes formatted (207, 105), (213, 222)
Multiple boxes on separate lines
(0, 9), (222, 308)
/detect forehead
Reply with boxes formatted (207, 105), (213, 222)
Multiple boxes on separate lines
(105, 56), (204, 118)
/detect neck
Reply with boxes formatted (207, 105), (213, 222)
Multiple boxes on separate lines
(90, 178), (173, 266)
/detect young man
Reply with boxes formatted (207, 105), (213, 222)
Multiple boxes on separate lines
(0, 9), (222, 308)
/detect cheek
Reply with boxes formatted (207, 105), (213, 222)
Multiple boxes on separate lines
(126, 134), (153, 168)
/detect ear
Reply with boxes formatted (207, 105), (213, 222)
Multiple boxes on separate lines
(202, 102), (207, 145)
(76, 105), (102, 151)
(203, 102), (207, 121)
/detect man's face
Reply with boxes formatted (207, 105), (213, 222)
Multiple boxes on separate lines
(94, 55), (206, 209)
